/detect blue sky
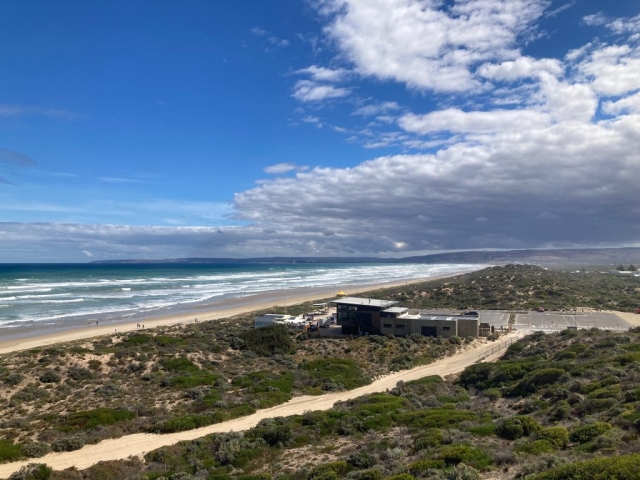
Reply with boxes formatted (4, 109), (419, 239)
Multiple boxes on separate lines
(1, 0), (640, 261)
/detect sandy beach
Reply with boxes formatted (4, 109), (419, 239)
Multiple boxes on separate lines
(0, 269), (478, 356)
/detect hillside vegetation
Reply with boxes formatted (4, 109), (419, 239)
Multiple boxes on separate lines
(13, 328), (640, 480)
(368, 265), (640, 312)
(0, 322), (466, 463)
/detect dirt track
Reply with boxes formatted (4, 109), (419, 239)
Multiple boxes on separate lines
(0, 333), (519, 478)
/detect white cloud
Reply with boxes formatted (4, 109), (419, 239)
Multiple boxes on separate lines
(318, 0), (550, 92)
(251, 26), (289, 47)
(0, 104), (77, 119)
(583, 13), (608, 27)
(545, 2), (575, 18)
(292, 80), (350, 102)
(576, 44), (640, 96)
(398, 108), (550, 134)
(603, 91), (640, 115)
(295, 65), (349, 82)
(353, 101), (400, 116)
(264, 163), (306, 174)
(478, 57), (564, 81)
(82, 250), (94, 257)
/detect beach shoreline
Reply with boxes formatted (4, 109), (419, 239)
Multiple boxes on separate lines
(0, 268), (479, 355)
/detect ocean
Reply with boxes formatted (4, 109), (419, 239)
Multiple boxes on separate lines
(0, 262), (477, 332)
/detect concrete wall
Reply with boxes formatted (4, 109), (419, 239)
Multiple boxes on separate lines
(458, 318), (479, 338)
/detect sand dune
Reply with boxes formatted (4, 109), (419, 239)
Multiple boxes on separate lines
(0, 333), (519, 478)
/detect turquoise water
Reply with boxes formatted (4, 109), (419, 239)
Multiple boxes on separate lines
(0, 262), (476, 330)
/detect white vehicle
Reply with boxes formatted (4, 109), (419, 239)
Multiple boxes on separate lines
(319, 317), (332, 328)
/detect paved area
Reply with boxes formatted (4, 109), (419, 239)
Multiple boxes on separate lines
(514, 311), (632, 332)
(480, 311), (511, 328)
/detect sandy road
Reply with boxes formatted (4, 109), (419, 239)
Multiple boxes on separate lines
(0, 333), (518, 478)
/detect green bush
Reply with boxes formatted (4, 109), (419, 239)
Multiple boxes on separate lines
(21, 442), (51, 458)
(397, 408), (476, 429)
(408, 459), (446, 475)
(515, 440), (555, 455)
(308, 461), (350, 480)
(414, 428), (444, 450)
(240, 325), (295, 357)
(38, 370), (61, 383)
(516, 368), (565, 394)
(569, 422), (612, 444)
(496, 416), (541, 440)
(156, 414), (213, 433)
(0, 439), (23, 462)
(59, 408), (135, 432)
(302, 358), (369, 390)
(528, 453), (640, 479)
(51, 435), (85, 452)
(536, 427), (569, 448)
(67, 366), (93, 381)
(435, 445), (492, 470)
(7, 463), (52, 480)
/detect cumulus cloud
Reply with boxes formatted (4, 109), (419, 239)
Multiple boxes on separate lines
(295, 65), (349, 82)
(292, 80), (350, 102)
(353, 101), (400, 116)
(5, 2), (640, 261)
(317, 0), (550, 92)
(264, 163), (307, 174)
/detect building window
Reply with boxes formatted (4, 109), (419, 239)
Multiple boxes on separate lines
(383, 323), (392, 328)
(442, 326), (451, 331)
(396, 324), (405, 328)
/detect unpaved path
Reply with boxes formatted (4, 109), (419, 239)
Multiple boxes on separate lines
(0, 333), (519, 478)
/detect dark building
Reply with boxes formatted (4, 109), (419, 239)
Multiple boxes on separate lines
(331, 297), (404, 335)
(331, 297), (480, 338)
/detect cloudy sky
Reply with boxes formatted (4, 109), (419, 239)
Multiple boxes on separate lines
(1, 0), (640, 262)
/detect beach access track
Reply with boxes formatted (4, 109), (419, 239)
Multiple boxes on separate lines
(0, 333), (520, 479)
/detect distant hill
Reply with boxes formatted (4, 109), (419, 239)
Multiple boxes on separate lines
(92, 247), (640, 266)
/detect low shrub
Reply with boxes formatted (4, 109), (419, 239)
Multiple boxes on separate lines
(7, 463), (52, 480)
(51, 435), (85, 452)
(240, 325), (295, 357)
(414, 429), (444, 451)
(0, 439), (23, 462)
(569, 422), (612, 444)
(59, 408), (135, 432)
(435, 445), (492, 470)
(536, 427), (569, 449)
(308, 461), (350, 480)
(496, 416), (541, 440)
(67, 367), (93, 381)
(528, 453), (640, 479)
(21, 442), (51, 458)
(514, 440), (555, 455)
(302, 358), (369, 390)
(38, 370), (61, 383)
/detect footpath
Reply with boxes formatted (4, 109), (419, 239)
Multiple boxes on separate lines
(0, 333), (519, 478)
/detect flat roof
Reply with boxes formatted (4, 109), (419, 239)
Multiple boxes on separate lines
(419, 315), (459, 322)
(383, 306), (409, 313)
(330, 297), (398, 308)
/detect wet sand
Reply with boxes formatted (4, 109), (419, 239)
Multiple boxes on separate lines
(0, 268), (478, 355)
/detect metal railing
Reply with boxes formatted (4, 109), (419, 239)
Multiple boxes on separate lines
(476, 336), (518, 363)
